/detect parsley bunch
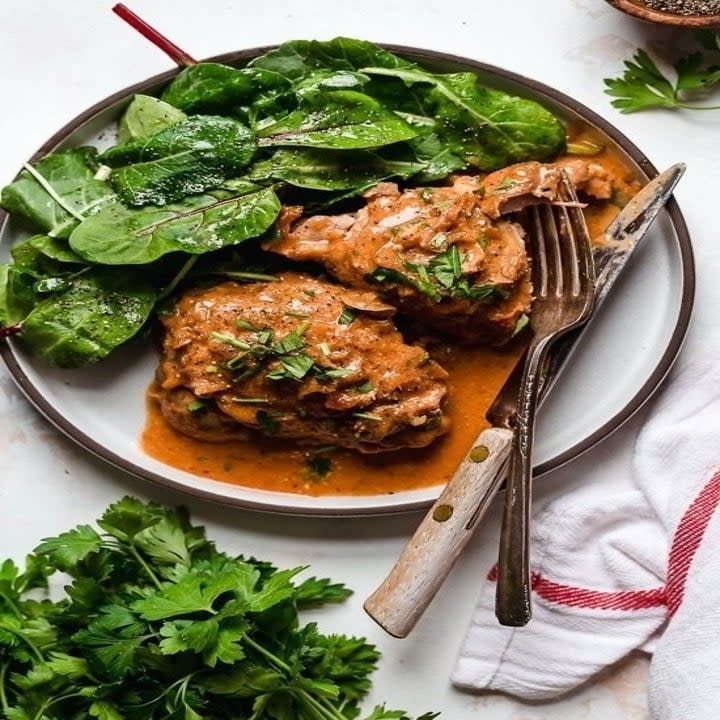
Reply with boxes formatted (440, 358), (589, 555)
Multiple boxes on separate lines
(604, 32), (720, 113)
(0, 497), (437, 720)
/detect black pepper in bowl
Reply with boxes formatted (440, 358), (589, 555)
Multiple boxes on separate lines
(639, 0), (720, 14)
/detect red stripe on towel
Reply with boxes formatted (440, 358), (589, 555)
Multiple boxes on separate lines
(665, 469), (720, 616)
(486, 566), (666, 611)
(486, 469), (720, 615)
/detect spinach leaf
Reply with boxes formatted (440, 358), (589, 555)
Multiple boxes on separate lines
(362, 68), (566, 169)
(118, 94), (186, 143)
(257, 91), (417, 149)
(293, 70), (371, 99)
(69, 187), (281, 264)
(252, 38), (564, 169)
(101, 116), (256, 206)
(0, 148), (116, 238)
(249, 148), (425, 190)
(399, 132), (467, 181)
(161, 63), (290, 114)
(20, 269), (156, 368)
(0, 264), (40, 326)
(249, 37), (414, 79)
(12, 235), (85, 266)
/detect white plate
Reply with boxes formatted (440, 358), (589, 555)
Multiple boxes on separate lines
(0, 46), (694, 516)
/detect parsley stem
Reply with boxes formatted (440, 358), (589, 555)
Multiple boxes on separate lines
(297, 689), (346, 720)
(1, 593), (23, 619)
(0, 626), (43, 662)
(128, 543), (163, 589)
(32, 691), (89, 720)
(243, 634), (293, 673)
(0, 663), (8, 712)
(676, 103), (720, 111)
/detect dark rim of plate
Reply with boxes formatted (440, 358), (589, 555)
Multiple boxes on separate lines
(0, 44), (695, 517)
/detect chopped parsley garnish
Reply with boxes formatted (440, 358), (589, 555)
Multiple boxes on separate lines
(495, 177), (519, 191)
(267, 353), (316, 381)
(235, 318), (261, 331)
(512, 313), (530, 336)
(211, 331), (252, 349)
(337, 306), (356, 325)
(186, 400), (206, 412)
(308, 366), (349, 382)
(271, 322), (309, 354)
(367, 246), (509, 304)
(353, 412), (383, 422)
(304, 454), (333, 479)
(257, 408), (282, 433)
(356, 381), (374, 393)
(212, 321), (350, 384)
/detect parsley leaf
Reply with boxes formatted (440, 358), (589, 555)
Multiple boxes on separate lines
(35, 525), (103, 571)
(294, 577), (352, 608)
(605, 41), (720, 113)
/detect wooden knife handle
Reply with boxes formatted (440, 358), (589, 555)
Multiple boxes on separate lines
(363, 426), (513, 638)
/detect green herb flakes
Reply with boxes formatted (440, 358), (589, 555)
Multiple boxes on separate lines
(337, 306), (356, 325)
(257, 409), (282, 433)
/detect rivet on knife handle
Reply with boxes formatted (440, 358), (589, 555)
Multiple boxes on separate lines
(363, 426), (513, 638)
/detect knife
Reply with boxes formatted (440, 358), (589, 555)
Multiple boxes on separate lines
(363, 163), (686, 638)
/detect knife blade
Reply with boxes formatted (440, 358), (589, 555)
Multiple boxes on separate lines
(364, 163), (686, 638)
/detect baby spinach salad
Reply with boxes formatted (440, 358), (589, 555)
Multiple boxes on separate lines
(0, 496), (437, 720)
(0, 37), (567, 368)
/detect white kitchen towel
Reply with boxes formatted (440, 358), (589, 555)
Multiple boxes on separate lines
(451, 358), (720, 718)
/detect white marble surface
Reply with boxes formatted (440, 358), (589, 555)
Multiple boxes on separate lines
(1, 1), (719, 717)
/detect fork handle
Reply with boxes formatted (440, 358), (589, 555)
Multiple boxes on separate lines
(495, 337), (553, 626)
(364, 426), (513, 638)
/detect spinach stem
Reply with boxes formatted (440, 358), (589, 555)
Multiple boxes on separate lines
(22, 163), (86, 222)
(112, 4), (197, 67)
(159, 255), (198, 300)
(0, 324), (22, 340)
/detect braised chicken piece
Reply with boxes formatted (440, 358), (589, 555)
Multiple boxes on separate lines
(268, 181), (531, 344)
(157, 273), (450, 452)
(469, 158), (615, 219)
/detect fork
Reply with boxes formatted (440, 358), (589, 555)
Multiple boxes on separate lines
(495, 174), (596, 626)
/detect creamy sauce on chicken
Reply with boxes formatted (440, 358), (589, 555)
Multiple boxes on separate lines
(143, 340), (524, 495)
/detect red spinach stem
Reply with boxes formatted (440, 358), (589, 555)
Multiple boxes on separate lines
(112, 4), (197, 67)
(0, 325), (21, 340)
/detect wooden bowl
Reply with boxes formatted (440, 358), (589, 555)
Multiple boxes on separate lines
(605, 0), (720, 27)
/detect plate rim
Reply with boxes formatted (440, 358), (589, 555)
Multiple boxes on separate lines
(0, 44), (695, 517)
